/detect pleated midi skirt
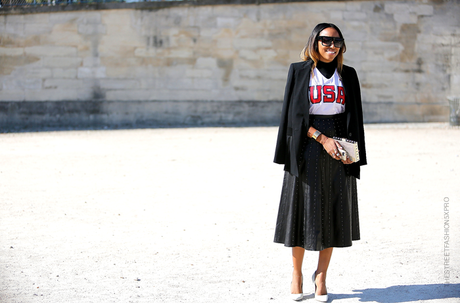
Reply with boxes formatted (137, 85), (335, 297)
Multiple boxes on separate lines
(273, 113), (360, 251)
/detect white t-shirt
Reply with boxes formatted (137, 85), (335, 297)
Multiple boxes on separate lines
(309, 68), (345, 115)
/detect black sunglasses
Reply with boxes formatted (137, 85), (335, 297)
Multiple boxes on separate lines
(318, 36), (344, 48)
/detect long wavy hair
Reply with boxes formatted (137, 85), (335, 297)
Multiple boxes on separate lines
(300, 23), (347, 76)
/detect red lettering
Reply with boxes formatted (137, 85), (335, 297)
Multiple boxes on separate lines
(310, 85), (321, 104)
(337, 86), (345, 105)
(323, 85), (335, 103)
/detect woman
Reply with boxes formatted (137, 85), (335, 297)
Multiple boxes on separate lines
(273, 23), (367, 302)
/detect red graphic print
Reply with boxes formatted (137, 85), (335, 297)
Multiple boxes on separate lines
(309, 85), (345, 105)
(323, 85), (335, 103)
(337, 86), (345, 105)
(310, 85), (322, 104)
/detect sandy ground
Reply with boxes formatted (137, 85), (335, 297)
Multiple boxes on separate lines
(0, 123), (459, 303)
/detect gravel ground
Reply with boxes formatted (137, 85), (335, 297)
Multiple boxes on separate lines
(0, 123), (459, 303)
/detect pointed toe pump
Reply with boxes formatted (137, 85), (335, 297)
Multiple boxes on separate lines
(312, 271), (328, 302)
(291, 275), (303, 301)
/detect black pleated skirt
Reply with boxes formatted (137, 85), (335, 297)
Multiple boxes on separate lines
(273, 113), (360, 251)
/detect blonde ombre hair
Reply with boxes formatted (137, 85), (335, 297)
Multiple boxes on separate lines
(300, 23), (347, 76)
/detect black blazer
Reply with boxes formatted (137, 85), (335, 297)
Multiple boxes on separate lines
(273, 59), (367, 179)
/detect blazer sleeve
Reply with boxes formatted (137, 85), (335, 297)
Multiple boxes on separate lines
(351, 68), (367, 167)
(274, 64), (295, 165)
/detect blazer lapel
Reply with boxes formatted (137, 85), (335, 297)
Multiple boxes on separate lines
(296, 61), (313, 126)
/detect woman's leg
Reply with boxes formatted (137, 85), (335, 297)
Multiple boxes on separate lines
(314, 247), (333, 296)
(291, 247), (305, 294)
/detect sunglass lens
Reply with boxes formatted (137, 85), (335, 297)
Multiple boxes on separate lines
(334, 39), (344, 48)
(321, 37), (333, 47)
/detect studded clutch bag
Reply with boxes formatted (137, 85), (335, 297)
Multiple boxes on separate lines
(333, 137), (360, 163)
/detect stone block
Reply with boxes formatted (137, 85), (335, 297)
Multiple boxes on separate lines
(255, 88), (283, 101)
(361, 61), (398, 72)
(83, 57), (101, 67)
(236, 69), (273, 80)
(415, 5), (434, 16)
(345, 2), (362, 11)
(185, 68), (213, 78)
(77, 67), (106, 79)
(3, 78), (42, 90)
(394, 13), (417, 24)
(166, 49), (194, 59)
(271, 20), (304, 30)
(106, 89), (152, 101)
(25, 89), (79, 101)
(105, 67), (138, 79)
(217, 17), (239, 29)
(238, 50), (260, 60)
(106, 23), (142, 38)
(52, 68), (78, 79)
(161, 78), (217, 91)
(101, 10), (132, 25)
(258, 49), (277, 60)
(214, 38), (233, 50)
(343, 12), (367, 21)
(0, 90), (25, 101)
(362, 41), (402, 53)
(4, 15), (25, 23)
(212, 5), (242, 18)
(26, 68), (53, 79)
(24, 24), (53, 35)
(345, 48), (367, 62)
(78, 24), (107, 35)
(232, 78), (266, 91)
(98, 44), (136, 58)
(0, 47), (24, 56)
(233, 38), (272, 50)
(44, 79), (84, 89)
(5, 23), (24, 36)
(384, 3), (410, 15)
(2, 79), (21, 90)
(42, 31), (82, 47)
(164, 89), (219, 101)
(330, 11), (343, 21)
(201, 28), (220, 38)
(49, 12), (81, 24)
(134, 48), (158, 57)
(25, 46), (77, 57)
(26, 14), (50, 24)
(79, 12), (102, 25)
(195, 57), (217, 69)
(139, 78), (158, 89)
(99, 79), (140, 90)
(75, 87), (96, 101)
(451, 75), (460, 95)
(42, 57), (82, 69)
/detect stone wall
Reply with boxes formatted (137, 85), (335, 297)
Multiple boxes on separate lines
(0, 0), (459, 130)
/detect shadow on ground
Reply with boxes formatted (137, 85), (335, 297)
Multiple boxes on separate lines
(330, 283), (460, 302)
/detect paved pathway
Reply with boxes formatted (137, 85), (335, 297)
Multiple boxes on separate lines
(0, 124), (459, 302)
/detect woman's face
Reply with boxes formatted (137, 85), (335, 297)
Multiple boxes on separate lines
(317, 27), (341, 63)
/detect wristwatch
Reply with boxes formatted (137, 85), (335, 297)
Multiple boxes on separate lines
(312, 130), (321, 140)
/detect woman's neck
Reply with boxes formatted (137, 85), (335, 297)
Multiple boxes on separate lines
(316, 59), (337, 79)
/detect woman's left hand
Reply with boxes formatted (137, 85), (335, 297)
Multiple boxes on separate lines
(321, 137), (342, 160)
(336, 143), (353, 164)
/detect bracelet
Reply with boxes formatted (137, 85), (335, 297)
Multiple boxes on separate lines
(312, 130), (321, 140)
